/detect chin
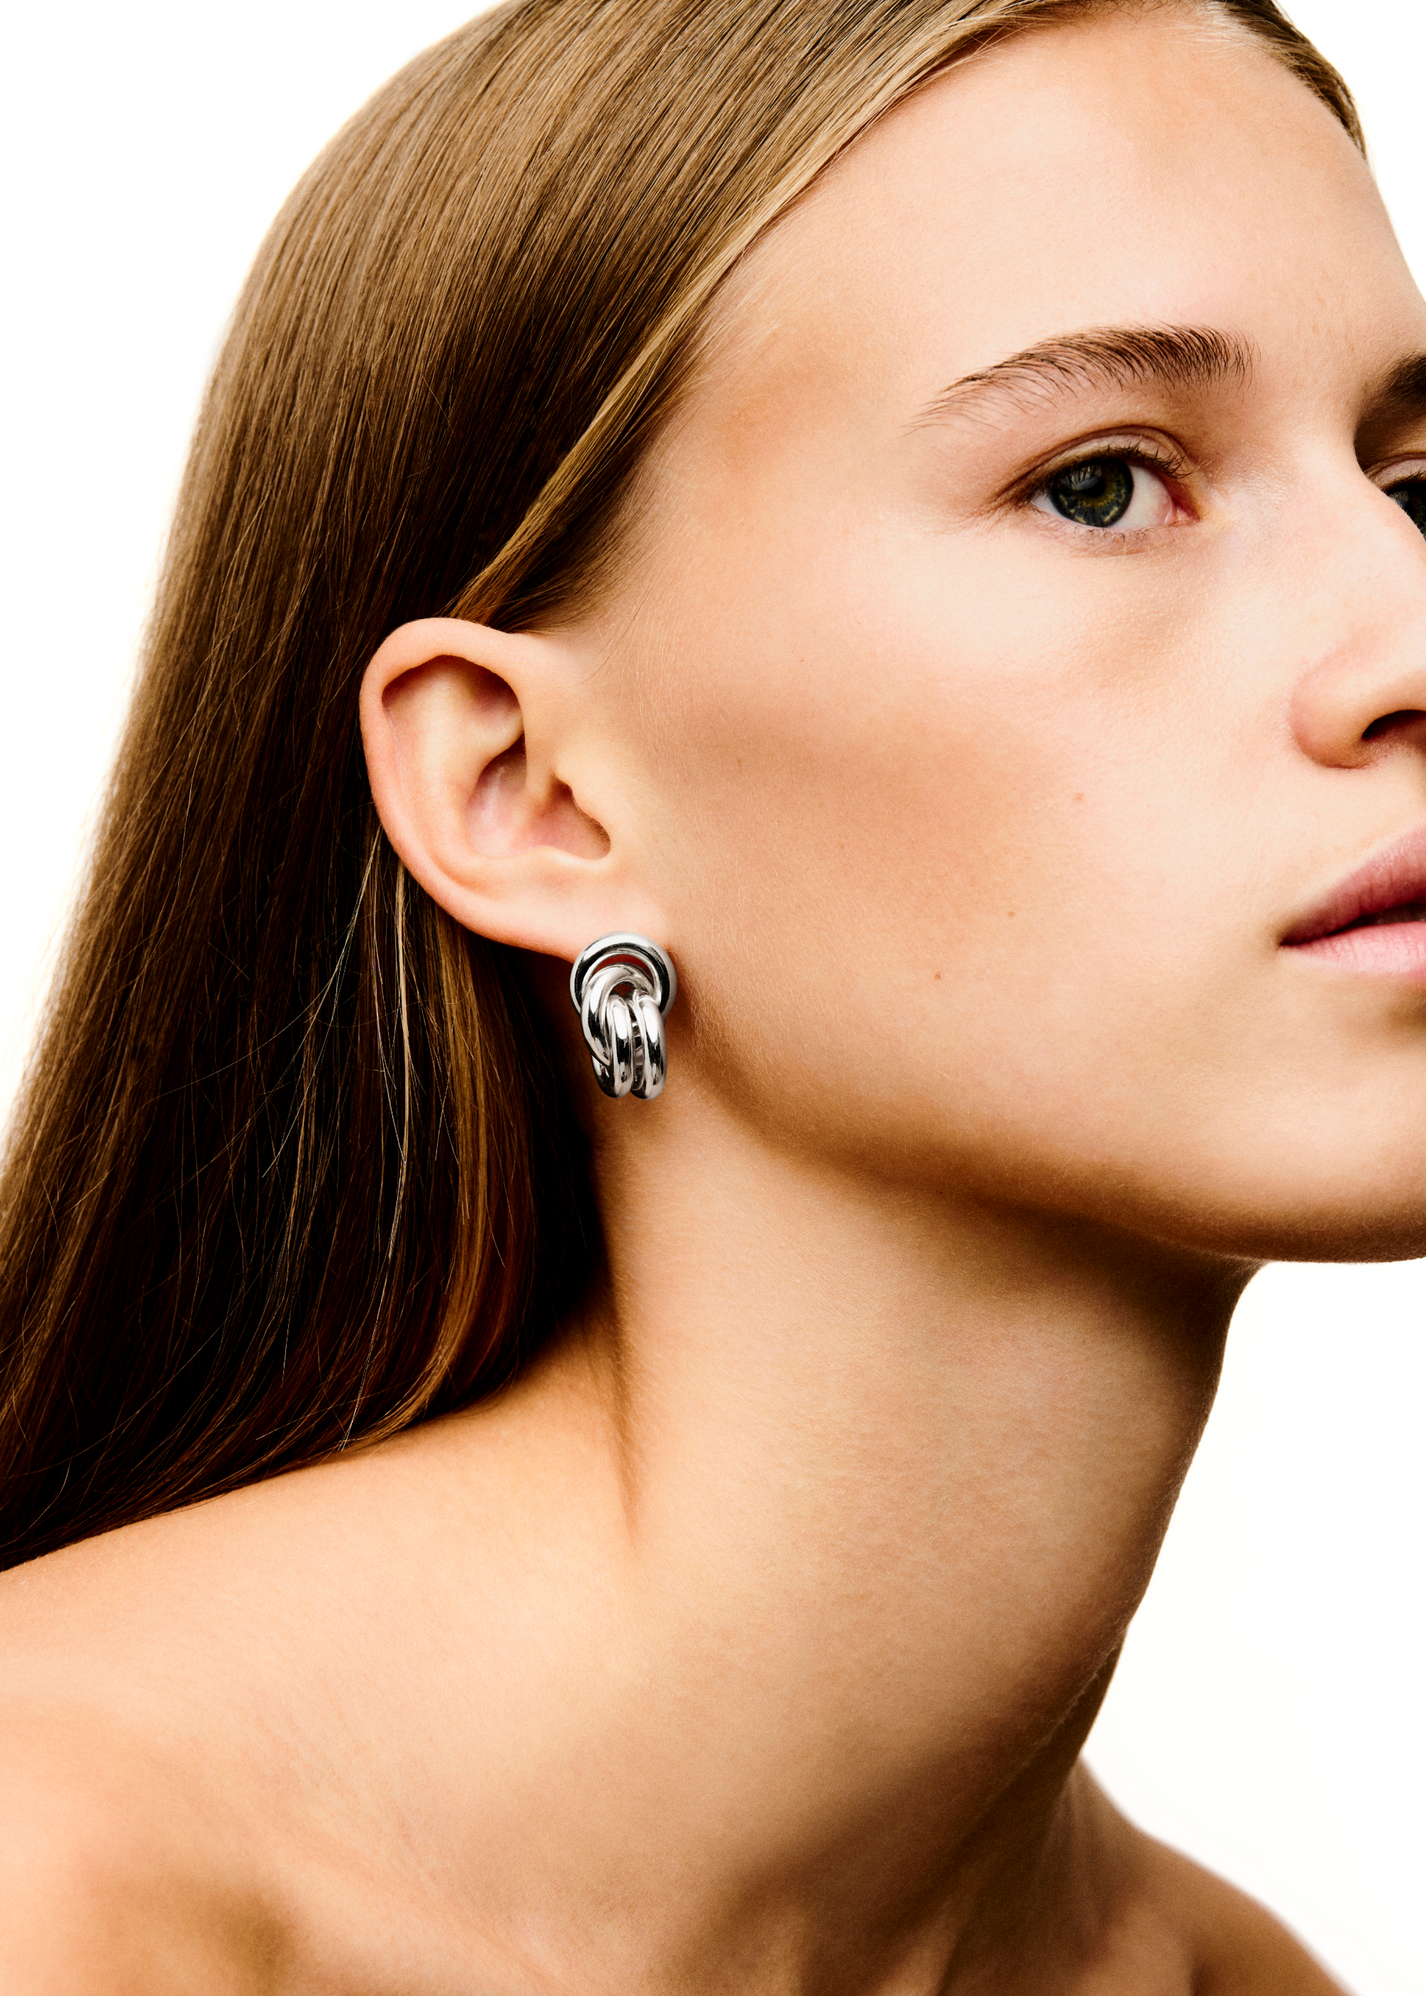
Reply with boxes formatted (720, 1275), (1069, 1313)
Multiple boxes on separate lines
(1162, 1183), (1426, 1268)
(1258, 1216), (1426, 1265)
(1087, 1101), (1426, 1264)
(1054, 1140), (1426, 1270)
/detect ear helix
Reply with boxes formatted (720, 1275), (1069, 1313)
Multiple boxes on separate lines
(569, 934), (677, 1100)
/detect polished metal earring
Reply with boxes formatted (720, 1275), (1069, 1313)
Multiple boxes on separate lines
(569, 933), (677, 1100)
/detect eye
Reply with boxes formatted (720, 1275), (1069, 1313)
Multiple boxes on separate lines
(1385, 476), (1426, 538)
(1031, 454), (1175, 531)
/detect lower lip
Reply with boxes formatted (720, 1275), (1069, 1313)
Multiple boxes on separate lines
(1285, 921), (1426, 982)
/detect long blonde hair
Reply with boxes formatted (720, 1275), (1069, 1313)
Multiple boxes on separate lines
(0, 0), (1358, 1564)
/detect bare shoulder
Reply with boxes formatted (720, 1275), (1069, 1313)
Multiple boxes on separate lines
(0, 1429), (541, 1996)
(0, 1523), (275, 1988)
(1083, 1775), (1349, 1995)
(0, 1707), (285, 1994)
(1147, 1840), (1350, 1995)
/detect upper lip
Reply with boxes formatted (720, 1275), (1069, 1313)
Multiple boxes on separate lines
(1283, 822), (1426, 945)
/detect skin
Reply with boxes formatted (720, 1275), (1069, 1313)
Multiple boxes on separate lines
(1, 5), (1422, 1988)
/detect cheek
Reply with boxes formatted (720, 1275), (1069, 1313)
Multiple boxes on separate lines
(632, 517), (1256, 1162)
(617, 458), (1420, 1257)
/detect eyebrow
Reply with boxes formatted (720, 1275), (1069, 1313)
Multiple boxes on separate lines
(1377, 352), (1426, 421)
(919, 324), (1256, 426)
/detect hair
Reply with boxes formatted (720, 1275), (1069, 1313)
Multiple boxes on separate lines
(0, 0), (1358, 1566)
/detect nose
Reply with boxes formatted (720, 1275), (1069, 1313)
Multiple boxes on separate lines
(1289, 484), (1426, 768)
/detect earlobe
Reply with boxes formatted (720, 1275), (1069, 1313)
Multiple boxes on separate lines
(359, 616), (617, 957)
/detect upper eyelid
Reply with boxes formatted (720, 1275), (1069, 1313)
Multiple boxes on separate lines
(1040, 434), (1185, 470)
(1008, 431), (1192, 494)
(1371, 456), (1426, 484)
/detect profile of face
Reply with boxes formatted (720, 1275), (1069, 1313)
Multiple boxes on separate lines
(368, 4), (1426, 1267)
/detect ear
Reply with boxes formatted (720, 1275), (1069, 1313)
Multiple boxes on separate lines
(359, 616), (657, 960)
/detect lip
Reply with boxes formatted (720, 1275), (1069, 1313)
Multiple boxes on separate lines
(1283, 822), (1426, 977)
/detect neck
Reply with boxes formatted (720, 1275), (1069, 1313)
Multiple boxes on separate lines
(446, 1087), (1249, 1991)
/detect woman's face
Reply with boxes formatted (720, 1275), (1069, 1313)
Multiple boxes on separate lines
(578, 4), (1426, 1259)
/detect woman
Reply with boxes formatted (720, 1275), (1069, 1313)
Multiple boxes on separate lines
(0, 0), (1416, 1984)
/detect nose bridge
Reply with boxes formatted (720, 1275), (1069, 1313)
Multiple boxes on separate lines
(1288, 462), (1426, 768)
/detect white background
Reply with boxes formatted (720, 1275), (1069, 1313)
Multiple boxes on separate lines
(2, 5), (1422, 1990)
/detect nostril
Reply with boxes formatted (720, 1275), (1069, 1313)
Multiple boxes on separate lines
(1362, 709), (1426, 741)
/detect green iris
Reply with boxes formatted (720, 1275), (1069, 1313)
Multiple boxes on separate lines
(1387, 478), (1426, 537)
(1046, 457), (1134, 528)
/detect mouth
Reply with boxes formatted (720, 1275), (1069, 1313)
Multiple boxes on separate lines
(1283, 827), (1426, 978)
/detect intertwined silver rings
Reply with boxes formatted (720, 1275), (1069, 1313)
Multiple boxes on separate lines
(569, 933), (678, 1101)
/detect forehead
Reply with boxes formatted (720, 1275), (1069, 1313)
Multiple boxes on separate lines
(689, 7), (1421, 441)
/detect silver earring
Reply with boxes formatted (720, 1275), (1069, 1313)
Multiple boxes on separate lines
(569, 933), (677, 1100)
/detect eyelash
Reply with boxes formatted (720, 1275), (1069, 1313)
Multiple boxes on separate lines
(1020, 451), (1426, 511)
(1017, 438), (1189, 517)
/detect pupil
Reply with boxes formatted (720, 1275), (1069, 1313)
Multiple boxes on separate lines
(1049, 457), (1134, 528)
(1388, 479), (1426, 537)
